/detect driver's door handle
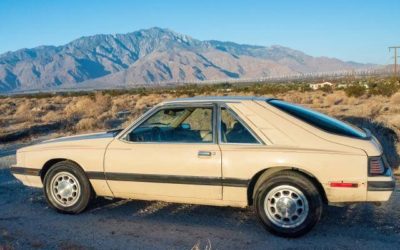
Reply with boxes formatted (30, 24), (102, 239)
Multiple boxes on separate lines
(198, 151), (212, 157)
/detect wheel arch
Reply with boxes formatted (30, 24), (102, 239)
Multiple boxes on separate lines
(247, 166), (328, 206)
(40, 158), (85, 182)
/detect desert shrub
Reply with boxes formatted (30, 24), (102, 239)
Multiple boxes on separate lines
(344, 85), (366, 97)
(13, 101), (33, 122)
(298, 84), (312, 92)
(75, 118), (98, 131)
(63, 93), (113, 120)
(64, 97), (94, 119)
(320, 85), (333, 93)
(53, 95), (65, 104)
(134, 94), (164, 111)
(301, 96), (313, 104)
(40, 103), (58, 111)
(42, 111), (62, 123)
(0, 101), (16, 116)
(88, 92), (112, 117)
(390, 92), (400, 104)
(369, 82), (400, 97)
(285, 92), (303, 103)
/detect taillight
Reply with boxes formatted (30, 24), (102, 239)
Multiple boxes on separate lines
(368, 157), (386, 176)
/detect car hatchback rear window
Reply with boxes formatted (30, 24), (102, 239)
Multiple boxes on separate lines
(267, 99), (367, 139)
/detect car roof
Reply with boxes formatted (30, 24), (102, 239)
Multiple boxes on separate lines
(164, 96), (272, 104)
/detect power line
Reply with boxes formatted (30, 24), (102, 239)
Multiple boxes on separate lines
(389, 46), (400, 80)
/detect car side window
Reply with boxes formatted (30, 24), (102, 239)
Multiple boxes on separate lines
(126, 107), (214, 143)
(220, 108), (259, 144)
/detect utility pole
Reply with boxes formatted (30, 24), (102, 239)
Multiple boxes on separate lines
(389, 46), (400, 80)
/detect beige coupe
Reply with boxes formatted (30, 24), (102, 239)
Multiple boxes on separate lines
(11, 96), (395, 237)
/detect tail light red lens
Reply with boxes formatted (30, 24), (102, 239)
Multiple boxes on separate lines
(369, 157), (386, 176)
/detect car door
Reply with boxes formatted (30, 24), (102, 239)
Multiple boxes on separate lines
(218, 105), (265, 201)
(104, 104), (222, 200)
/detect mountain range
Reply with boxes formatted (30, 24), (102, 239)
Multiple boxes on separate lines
(0, 27), (375, 92)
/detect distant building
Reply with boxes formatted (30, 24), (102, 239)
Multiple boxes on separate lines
(309, 82), (333, 90)
(337, 83), (348, 88)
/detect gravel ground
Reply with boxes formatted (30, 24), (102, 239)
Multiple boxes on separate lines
(1, 142), (400, 249)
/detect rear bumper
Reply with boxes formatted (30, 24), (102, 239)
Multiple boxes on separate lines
(367, 180), (396, 191)
(366, 168), (396, 202)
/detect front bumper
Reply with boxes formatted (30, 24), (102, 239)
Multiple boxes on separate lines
(10, 165), (41, 176)
(10, 165), (43, 188)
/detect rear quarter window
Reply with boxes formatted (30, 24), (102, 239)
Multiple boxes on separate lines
(267, 99), (367, 139)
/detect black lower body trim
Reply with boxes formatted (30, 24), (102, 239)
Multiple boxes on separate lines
(10, 166), (40, 176)
(87, 171), (248, 187)
(367, 180), (395, 191)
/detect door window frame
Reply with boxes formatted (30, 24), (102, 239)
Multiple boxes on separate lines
(217, 103), (264, 145)
(119, 103), (218, 144)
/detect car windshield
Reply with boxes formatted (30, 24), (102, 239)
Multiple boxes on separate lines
(267, 99), (367, 139)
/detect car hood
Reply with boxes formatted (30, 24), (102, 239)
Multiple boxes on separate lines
(18, 131), (117, 152)
(41, 131), (115, 144)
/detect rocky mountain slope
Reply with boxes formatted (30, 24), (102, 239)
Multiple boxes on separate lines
(0, 27), (373, 92)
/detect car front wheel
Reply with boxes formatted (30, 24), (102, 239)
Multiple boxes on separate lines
(255, 171), (323, 237)
(44, 161), (92, 214)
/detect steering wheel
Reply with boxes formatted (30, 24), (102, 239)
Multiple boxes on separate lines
(151, 126), (165, 141)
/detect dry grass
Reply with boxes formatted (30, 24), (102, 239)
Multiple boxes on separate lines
(391, 92), (400, 104)
(1, 89), (400, 168)
(75, 118), (98, 131)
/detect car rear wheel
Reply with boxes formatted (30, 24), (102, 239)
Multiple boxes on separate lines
(254, 171), (322, 237)
(44, 161), (92, 214)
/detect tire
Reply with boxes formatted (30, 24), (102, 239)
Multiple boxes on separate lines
(43, 161), (92, 214)
(254, 170), (322, 237)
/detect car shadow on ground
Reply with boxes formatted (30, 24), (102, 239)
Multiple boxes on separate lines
(87, 196), (256, 227)
(84, 185), (400, 238)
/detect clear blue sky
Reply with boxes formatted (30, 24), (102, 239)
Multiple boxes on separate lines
(0, 0), (398, 64)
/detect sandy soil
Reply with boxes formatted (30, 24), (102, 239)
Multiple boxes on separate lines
(1, 142), (400, 249)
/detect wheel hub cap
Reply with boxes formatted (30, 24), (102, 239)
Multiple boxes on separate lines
(49, 172), (81, 207)
(58, 180), (74, 197)
(264, 185), (309, 228)
(276, 197), (296, 216)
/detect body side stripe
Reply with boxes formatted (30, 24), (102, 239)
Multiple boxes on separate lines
(87, 171), (248, 187)
(10, 167), (249, 187)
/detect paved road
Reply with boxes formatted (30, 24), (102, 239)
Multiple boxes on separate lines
(0, 152), (399, 249)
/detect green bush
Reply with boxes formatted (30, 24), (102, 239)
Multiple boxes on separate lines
(368, 82), (400, 97)
(344, 85), (366, 97)
(320, 85), (333, 93)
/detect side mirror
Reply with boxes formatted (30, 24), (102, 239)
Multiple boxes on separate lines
(180, 123), (191, 130)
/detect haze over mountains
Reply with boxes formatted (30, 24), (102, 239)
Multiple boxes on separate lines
(0, 27), (375, 92)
